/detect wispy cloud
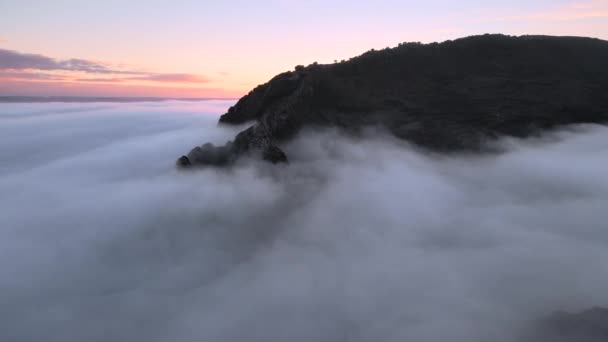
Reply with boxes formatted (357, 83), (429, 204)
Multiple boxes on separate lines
(126, 73), (210, 83)
(74, 77), (125, 83)
(0, 49), (213, 86)
(0, 71), (69, 81)
(0, 79), (241, 98)
(76, 73), (210, 84)
(0, 48), (146, 75)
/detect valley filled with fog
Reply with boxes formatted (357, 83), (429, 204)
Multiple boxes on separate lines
(1, 100), (607, 342)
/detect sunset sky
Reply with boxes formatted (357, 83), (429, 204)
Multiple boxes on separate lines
(1, 0), (607, 98)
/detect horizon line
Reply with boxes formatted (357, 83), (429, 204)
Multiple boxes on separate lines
(0, 95), (239, 103)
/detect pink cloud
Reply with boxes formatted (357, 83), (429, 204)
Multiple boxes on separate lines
(0, 71), (69, 81)
(76, 73), (211, 84)
(0, 49), (212, 84)
(126, 73), (210, 83)
(75, 77), (125, 83)
(0, 79), (242, 98)
(0, 48), (217, 96)
(0, 48), (146, 75)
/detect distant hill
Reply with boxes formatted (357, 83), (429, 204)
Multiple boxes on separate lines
(178, 34), (608, 167)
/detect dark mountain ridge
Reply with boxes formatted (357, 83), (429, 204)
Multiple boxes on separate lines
(177, 34), (608, 167)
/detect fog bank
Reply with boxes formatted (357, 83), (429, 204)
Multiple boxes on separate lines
(1, 101), (607, 342)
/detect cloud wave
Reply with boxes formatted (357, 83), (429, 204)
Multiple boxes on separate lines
(0, 100), (607, 342)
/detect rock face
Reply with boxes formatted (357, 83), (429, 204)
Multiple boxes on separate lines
(178, 34), (608, 167)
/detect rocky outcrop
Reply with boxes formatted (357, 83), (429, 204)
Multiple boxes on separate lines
(178, 34), (608, 167)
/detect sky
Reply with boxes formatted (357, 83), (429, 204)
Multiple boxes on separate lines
(0, 0), (607, 98)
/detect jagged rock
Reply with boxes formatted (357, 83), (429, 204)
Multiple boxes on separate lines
(186, 142), (232, 165)
(176, 155), (191, 168)
(179, 34), (608, 167)
(178, 142), (236, 168)
(262, 145), (288, 164)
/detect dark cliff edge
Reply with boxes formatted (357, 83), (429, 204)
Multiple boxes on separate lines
(177, 34), (608, 167)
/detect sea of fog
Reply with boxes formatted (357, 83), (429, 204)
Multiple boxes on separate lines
(1, 100), (607, 342)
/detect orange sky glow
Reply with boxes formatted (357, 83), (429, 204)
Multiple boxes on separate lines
(0, 0), (607, 98)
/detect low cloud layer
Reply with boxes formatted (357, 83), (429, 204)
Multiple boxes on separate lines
(0, 101), (607, 342)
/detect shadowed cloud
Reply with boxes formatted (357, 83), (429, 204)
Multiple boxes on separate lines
(0, 48), (219, 95)
(0, 71), (69, 81)
(0, 48), (146, 74)
(0, 49), (212, 83)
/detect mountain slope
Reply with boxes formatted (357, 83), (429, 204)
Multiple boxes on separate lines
(178, 34), (608, 167)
